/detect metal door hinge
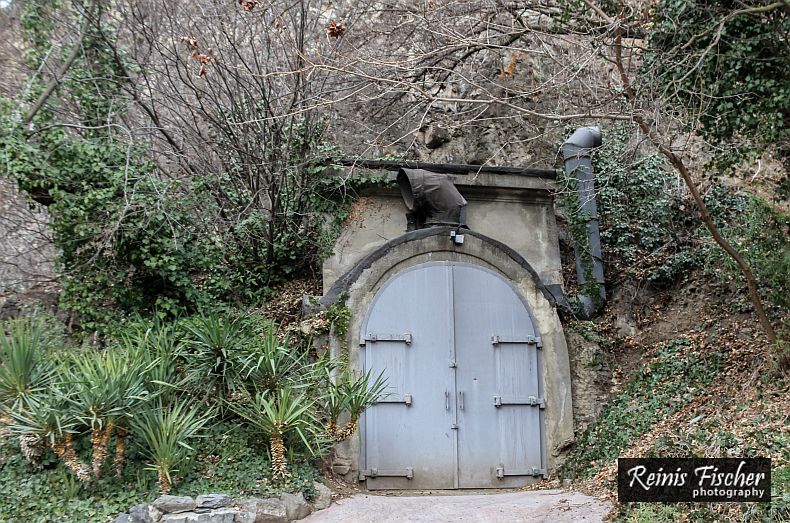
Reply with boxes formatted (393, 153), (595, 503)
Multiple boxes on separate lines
(493, 396), (546, 409)
(491, 335), (542, 348)
(362, 333), (413, 346)
(496, 466), (547, 479)
(376, 394), (412, 406)
(360, 467), (414, 480)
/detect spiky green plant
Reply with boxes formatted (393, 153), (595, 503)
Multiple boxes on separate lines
(64, 350), (149, 480)
(116, 318), (184, 476)
(233, 387), (321, 480)
(0, 319), (53, 414)
(238, 321), (311, 393)
(131, 399), (211, 493)
(7, 391), (89, 481)
(180, 312), (251, 407)
(120, 318), (184, 398)
(325, 369), (388, 442)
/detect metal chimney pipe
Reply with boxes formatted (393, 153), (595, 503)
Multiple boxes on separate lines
(562, 126), (606, 318)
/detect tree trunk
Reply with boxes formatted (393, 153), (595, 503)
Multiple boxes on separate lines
(52, 433), (91, 482)
(113, 425), (127, 477)
(333, 416), (359, 443)
(159, 470), (171, 493)
(91, 421), (114, 480)
(270, 434), (287, 479)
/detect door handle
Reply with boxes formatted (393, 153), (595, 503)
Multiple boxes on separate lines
(445, 390), (449, 410)
(459, 390), (464, 410)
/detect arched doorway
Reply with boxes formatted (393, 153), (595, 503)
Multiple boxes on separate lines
(360, 262), (546, 489)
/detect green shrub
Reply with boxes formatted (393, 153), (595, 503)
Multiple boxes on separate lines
(1, 308), (385, 517)
(0, 420), (320, 522)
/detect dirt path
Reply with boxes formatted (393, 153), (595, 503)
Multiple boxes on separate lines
(303, 489), (612, 523)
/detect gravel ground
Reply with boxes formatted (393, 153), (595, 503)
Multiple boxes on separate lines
(302, 489), (612, 523)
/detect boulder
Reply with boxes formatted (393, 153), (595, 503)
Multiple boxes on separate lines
(129, 503), (163, 523)
(196, 494), (232, 509)
(153, 495), (197, 514)
(310, 482), (332, 511)
(234, 497), (287, 523)
(280, 493), (312, 521)
(331, 456), (352, 476)
(423, 124), (451, 149)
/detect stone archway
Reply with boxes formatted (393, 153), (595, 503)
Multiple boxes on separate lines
(321, 228), (573, 484)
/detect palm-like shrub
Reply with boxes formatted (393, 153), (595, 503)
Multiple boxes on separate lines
(2, 310), (389, 492)
(65, 350), (149, 480)
(1, 319), (57, 469)
(0, 319), (53, 414)
(122, 318), (182, 393)
(180, 312), (251, 408)
(118, 319), (184, 475)
(239, 322), (310, 393)
(233, 387), (320, 480)
(324, 368), (388, 442)
(131, 399), (210, 493)
(7, 390), (88, 480)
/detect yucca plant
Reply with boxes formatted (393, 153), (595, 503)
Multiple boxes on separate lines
(233, 387), (321, 480)
(238, 322), (311, 394)
(1, 319), (56, 469)
(180, 312), (252, 408)
(0, 319), (53, 414)
(131, 399), (210, 493)
(7, 391), (89, 481)
(117, 319), (186, 476)
(325, 369), (388, 443)
(65, 350), (149, 480)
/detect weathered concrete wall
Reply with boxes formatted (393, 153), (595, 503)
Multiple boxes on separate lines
(323, 171), (562, 294)
(325, 231), (573, 483)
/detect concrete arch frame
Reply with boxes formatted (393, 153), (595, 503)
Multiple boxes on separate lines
(325, 228), (573, 482)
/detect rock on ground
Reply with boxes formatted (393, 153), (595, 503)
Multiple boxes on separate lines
(281, 492), (312, 520)
(152, 495), (197, 514)
(311, 482), (333, 511)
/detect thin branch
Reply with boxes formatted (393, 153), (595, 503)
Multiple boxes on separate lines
(23, 12), (91, 126)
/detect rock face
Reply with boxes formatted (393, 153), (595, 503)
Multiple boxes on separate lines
(565, 330), (613, 433)
(116, 491), (329, 523)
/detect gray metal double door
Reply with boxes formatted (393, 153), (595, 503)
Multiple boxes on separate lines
(361, 262), (545, 489)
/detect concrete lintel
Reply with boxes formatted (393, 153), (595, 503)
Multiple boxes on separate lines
(361, 170), (557, 193)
